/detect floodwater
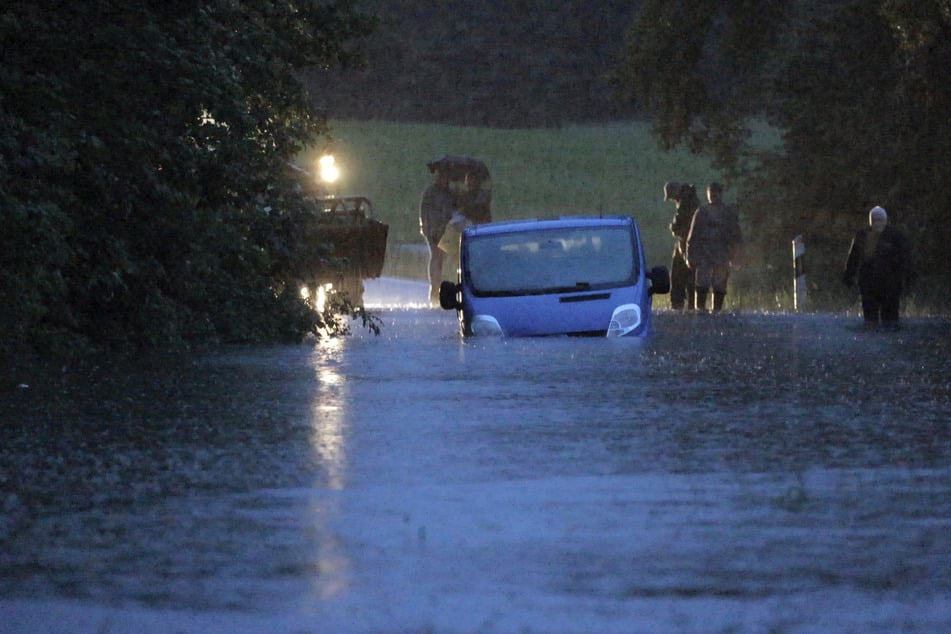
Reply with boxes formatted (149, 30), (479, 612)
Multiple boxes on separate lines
(2, 278), (950, 633)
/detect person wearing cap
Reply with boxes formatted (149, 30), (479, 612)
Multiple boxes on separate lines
(419, 166), (456, 306)
(685, 182), (743, 312)
(664, 181), (700, 310)
(843, 205), (912, 330)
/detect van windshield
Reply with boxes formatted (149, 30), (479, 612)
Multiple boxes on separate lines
(465, 225), (638, 296)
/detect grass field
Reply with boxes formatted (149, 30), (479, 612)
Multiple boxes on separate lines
(303, 119), (724, 266)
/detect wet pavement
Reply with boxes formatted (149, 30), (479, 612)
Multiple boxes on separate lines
(2, 281), (950, 632)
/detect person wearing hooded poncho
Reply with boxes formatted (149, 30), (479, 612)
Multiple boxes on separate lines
(685, 182), (743, 312)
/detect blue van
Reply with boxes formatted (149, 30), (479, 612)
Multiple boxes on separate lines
(439, 216), (669, 337)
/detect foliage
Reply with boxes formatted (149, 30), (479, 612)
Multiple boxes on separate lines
(617, 0), (951, 309)
(0, 1), (376, 353)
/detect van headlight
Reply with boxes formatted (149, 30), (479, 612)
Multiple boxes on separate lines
(471, 314), (504, 336)
(606, 304), (641, 337)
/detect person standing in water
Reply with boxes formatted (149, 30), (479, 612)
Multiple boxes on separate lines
(685, 182), (743, 312)
(419, 167), (455, 306)
(843, 205), (912, 330)
(664, 181), (699, 310)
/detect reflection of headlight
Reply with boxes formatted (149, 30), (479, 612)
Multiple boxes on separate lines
(318, 155), (339, 183)
(606, 304), (641, 337)
(471, 314), (503, 336)
(301, 283), (332, 312)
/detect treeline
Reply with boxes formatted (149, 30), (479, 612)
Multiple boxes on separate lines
(304, 0), (639, 127)
(313, 0), (950, 307)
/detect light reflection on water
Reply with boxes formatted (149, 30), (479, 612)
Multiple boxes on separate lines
(304, 336), (354, 599)
(310, 358), (348, 491)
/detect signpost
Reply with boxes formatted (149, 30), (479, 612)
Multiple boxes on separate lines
(792, 235), (806, 311)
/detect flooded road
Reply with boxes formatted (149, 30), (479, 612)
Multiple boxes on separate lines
(2, 280), (950, 633)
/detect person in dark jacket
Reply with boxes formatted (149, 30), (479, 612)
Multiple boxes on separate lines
(664, 181), (699, 310)
(843, 206), (912, 330)
(685, 182), (742, 312)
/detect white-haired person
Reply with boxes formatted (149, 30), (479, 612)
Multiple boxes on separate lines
(843, 206), (913, 330)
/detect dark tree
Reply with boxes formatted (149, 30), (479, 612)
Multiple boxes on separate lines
(303, 0), (638, 127)
(617, 0), (951, 305)
(1, 1), (375, 351)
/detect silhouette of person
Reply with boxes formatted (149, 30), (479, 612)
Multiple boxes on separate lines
(664, 181), (699, 309)
(419, 167), (455, 306)
(843, 205), (912, 330)
(685, 182), (742, 312)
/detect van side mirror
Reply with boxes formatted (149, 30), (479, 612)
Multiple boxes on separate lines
(647, 266), (671, 295)
(439, 281), (462, 310)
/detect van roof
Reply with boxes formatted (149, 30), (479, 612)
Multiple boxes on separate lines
(465, 215), (636, 236)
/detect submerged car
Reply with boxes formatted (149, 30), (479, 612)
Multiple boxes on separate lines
(439, 215), (670, 337)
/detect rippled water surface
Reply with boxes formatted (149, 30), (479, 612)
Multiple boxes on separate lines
(2, 290), (950, 632)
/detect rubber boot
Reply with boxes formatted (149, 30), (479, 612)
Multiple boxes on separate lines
(713, 291), (726, 312)
(695, 288), (709, 313)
